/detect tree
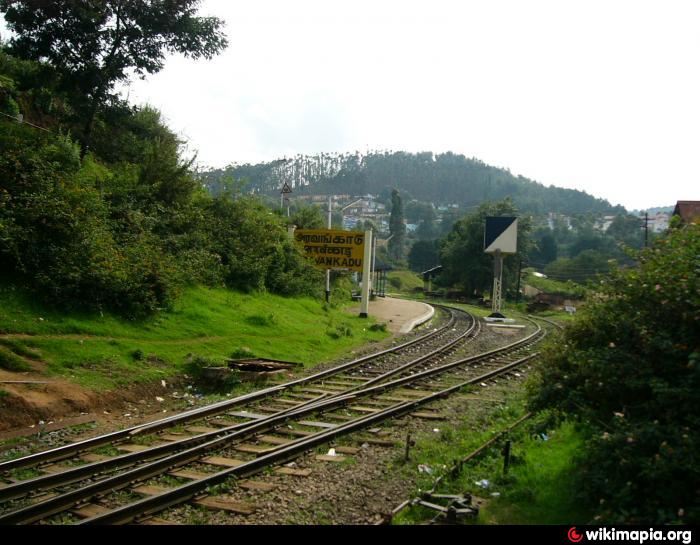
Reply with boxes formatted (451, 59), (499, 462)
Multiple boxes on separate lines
(607, 214), (644, 248)
(439, 199), (532, 296)
(0, 0), (228, 156)
(528, 224), (700, 523)
(388, 188), (406, 260)
(408, 240), (439, 272)
(530, 230), (558, 265)
(290, 204), (324, 230)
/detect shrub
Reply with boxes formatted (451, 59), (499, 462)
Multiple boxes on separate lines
(230, 347), (255, 359)
(528, 224), (700, 524)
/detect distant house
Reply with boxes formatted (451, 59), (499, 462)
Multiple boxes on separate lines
(648, 212), (670, 233)
(593, 215), (616, 232)
(673, 201), (700, 224)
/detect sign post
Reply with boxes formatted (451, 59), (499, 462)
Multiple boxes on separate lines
(484, 217), (518, 319)
(293, 228), (370, 317)
(280, 182), (292, 217)
(360, 230), (373, 318)
(326, 196), (332, 303)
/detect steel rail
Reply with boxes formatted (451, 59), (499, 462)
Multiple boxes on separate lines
(0, 309), (475, 501)
(528, 314), (565, 330)
(0, 392), (333, 502)
(80, 352), (540, 525)
(0, 317), (541, 525)
(0, 304), (462, 472)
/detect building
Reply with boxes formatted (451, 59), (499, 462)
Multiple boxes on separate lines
(648, 212), (670, 233)
(673, 201), (700, 224)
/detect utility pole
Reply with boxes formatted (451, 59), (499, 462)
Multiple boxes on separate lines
(515, 257), (523, 304)
(370, 230), (377, 298)
(326, 195), (332, 303)
(644, 211), (649, 248)
(281, 182), (292, 217)
(491, 249), (504, 316)
(359, 230), (373, 318)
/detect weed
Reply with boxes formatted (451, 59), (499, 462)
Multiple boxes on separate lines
(244, 313), (277, 327)
(0, 346), (31, 371)
(230, 346), (255, 359)
(0, 339), (41, 360)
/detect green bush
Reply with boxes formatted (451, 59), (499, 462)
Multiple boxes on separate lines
(182, 354), (221, 378)
(230, 347), (255, 359)
(528, 224), (700, 524)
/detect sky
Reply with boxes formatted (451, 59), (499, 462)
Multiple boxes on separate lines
(6, 1), (700, 210)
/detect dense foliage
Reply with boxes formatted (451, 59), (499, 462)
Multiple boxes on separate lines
(202, 151), (624, 216)
(438, 199), (532, 297)
(0, 0), (227, 156)
(528, 224), (700, 523)
(0, 41), (322, 317)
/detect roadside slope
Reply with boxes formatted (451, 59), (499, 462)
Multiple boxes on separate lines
(0, 284), (390, 429)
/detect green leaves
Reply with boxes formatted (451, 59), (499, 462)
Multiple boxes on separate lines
(439, 198), (532, 296)
(529, 224), (700, 523)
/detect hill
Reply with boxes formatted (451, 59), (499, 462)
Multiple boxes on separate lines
(202, 151), (624, 215)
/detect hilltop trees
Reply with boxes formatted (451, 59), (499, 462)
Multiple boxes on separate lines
(0, 0), (227, 156)
(388, 189), (406, 261)
(202, 151), (624, 216)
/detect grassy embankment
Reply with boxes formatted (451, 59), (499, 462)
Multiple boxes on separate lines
(522, 268), (587, 299)
(0, 284), (389, 390)
(386, 297), (586, 524)
(386, 270), (424, 297)
(392, 387), (593, 525)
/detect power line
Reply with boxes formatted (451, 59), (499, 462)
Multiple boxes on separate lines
(0, 111), (54, 133)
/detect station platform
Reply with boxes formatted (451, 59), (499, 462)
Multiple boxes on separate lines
(348, 297), (434, 334)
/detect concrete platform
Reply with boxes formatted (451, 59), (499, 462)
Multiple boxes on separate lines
(348, 297), (434, 334)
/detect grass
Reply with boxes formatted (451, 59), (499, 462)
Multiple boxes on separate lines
(522, 268), (587, 299)
(0, 345), (32, 372)
(477, 421), (593, 524)
(0, 284), (389, 390)
(427, 300), (526, 320)
(386, 270), (424, 295)
(0, 339), (41, 360)
(392, 388), (592, 525)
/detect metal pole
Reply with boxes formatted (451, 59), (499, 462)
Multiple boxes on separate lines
(516, 257), (522, 304)
(492, 250), (503, 315)
(359, 230), (373, 318)
(502, 439), (512, 475)
(644, 211), (649, 248)
(370, 229), (377, 298)
(326, 196), (332, 303)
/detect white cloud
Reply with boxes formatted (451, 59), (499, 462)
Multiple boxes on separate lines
(7, 0), (700, 209)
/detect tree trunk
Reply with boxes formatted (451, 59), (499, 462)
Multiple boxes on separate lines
(79, 94), (102, 160)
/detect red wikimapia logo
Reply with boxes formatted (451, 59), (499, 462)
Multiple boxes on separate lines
(568, 527), (584, 543)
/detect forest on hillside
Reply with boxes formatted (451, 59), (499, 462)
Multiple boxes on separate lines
(202, 151), (625, 216)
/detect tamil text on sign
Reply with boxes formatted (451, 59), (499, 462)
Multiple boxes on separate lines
(294, 229), (365, 271)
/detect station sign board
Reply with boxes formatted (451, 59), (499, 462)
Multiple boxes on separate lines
(484, 217), (518, 254)
(294, 229), (366, 271)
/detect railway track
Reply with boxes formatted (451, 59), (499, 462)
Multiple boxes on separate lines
(0, 304), (469, 474)
(0, 306), (473, 509)
(0, 309), (554, 525)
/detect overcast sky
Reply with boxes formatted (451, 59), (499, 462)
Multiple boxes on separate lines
(8, 1), (700, 210)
